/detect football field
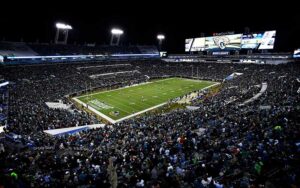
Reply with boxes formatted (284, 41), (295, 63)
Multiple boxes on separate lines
(73, 78), (218, 123)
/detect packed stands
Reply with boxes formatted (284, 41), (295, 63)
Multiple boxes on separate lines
(0, 58), (299, 187)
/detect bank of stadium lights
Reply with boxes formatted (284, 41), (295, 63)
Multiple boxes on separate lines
(157, 34), (165, 51)
(157, 34), (165, 40)
(56, 23), (72, 30)
(54, 22), (72, 44)
(110, 28), (124, 46)
(111, 28), (124, 35)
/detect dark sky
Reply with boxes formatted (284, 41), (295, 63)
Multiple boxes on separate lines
(1, 1), (299, 53)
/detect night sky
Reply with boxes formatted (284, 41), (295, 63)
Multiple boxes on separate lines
(1, 1), (299, 53)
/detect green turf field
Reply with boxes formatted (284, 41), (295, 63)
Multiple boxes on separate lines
(74, 78), (217, 123)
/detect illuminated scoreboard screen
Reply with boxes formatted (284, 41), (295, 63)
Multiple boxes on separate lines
(186, 30), (276, 52)
(204, 34), (242, 51)
(241, 30), (276, 50)
(185, 38), (205, 52)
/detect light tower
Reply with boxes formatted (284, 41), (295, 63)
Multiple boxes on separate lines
(157, 34), (165, 51)
(110, 28), (124, 46)
(55, 22), (72, 44)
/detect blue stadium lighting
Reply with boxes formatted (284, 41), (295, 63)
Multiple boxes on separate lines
(157, 34), (165, 40)
(111, 28), (124, 35)
(0, 81), (9, 87)
(56, 23), (72, 30)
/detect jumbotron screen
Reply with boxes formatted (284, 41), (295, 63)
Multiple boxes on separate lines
(205, 34), (242, 51)
(258, 30), (276, 49)
(241, 30), (276, 50)
(186, 30), (276, 52)
(185, 38), (205, 52)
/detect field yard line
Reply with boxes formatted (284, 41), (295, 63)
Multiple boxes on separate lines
(107, 92), (160, 109)
(90, 100), (132, 115)
(203, 82), (220, 89)
(107, 81), (173, 106)
(113, 96), (154, 110)
(77, 90), (163, 121)
(86, 80), (215, 107)
(100, 95), (142, 113)
(80, 84), (166, 113)
(181, 78), (217, 84)
(72, 97), (117, 124)
(118, 89), (166, 106)
(77, 81), (159, 98)
(111, 82), (221, 123)
(87, 95), (138, 115)
(113, 102), (167, 123)
(78, 78), (178, 99)
(122, 85), (177, 105)
(152, 77), (175, 83)
(87, 102), (130, 116)
(104, 91), (165, 112)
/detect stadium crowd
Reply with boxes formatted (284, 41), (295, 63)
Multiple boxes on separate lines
(0, 60), (299, 187)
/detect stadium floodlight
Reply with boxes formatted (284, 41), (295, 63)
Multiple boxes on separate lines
(157, 34), (165, 51)
(55, 22), (72, 44)
(111, 28), (124, 35)
(157, 34), (165, 40)
(110, 28), (124, 46)
(56, 23), (72, 30)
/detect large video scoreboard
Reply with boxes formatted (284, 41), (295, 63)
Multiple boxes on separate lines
(185, 30), (276, 52)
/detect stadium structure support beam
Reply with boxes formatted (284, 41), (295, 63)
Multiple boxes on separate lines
(64, 30), (69, 44)
(157, 34), (165, 51)
(110, 28), (123, 46)
(55, 22), (72, 44)
(55, 29), (60, 44)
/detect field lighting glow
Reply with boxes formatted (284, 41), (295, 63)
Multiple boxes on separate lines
(157, 35), (165, 40)
(56, 23), (72, 30)
(111, 28), (124, 35)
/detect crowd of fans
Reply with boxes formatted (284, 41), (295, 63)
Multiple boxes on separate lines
(0, 60), (299, 187)
(0, 81), (8, 126)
